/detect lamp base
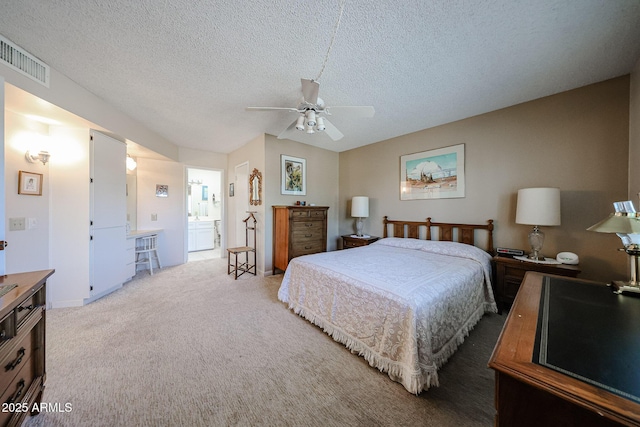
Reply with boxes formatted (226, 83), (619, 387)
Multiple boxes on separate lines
(527, 253), (546, 261)
(611, 280), (640, 295)
(355, 217), (364, 237)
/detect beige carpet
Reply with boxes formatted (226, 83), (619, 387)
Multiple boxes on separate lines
(24, 257), (505, 427)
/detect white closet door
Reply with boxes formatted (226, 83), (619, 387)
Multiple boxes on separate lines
(91, 132), (126, 228)
(89, 131), (127, 297)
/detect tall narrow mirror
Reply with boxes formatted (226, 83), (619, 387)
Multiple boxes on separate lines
(249, 168), (262, 206)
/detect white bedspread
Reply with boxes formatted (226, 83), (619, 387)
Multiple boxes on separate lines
(277, 237), (497, 394)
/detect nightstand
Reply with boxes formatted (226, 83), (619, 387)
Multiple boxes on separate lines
(493, 255), (580, 313)
(341, 235), (379, 249)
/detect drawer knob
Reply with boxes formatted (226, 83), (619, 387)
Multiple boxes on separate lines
(5, 348), (25, 372)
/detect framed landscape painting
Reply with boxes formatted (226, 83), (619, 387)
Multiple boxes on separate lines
(400, 144), (465, 200)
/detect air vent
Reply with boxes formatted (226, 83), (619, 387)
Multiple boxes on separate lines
(0, 35), (50, 87)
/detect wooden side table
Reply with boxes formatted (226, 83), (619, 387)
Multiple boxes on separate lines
(341, 235), (379, 249)
(493, 255), (580, 312)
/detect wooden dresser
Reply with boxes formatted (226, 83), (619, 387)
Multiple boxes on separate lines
(272, 206), (329, 274)
(0, 269), (54, 427)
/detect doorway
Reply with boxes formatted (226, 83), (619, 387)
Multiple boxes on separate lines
(187, 167), (223, 262)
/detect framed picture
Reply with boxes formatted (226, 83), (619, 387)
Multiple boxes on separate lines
(281, 155), (306, 195)
(202, 185), (208, 201)
(400, 143), (465, 200)
(156, 184), (169, 197)
(18, 171), (43, 196)
(229, 183), (234, 197)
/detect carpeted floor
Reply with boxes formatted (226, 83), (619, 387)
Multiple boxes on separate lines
(24, 257), (505, 427)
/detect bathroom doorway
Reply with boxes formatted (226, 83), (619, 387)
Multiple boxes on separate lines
(187, 167), (223, 262)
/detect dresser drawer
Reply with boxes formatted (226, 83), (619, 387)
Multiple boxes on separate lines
(292, 221), (323, 233)
(0, 355), (34, 426)
(291, 209), (326, 221)
(16, 295), (38, 328)
(0, 312), (15, 349)
(291, 241), (323, 257)
(0, 330), (33, 394)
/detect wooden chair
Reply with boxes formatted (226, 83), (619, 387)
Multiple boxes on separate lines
(135, 234), (161, 275)
(227, 212), (257, 279)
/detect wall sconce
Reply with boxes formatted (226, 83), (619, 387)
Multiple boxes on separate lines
(25, 150), (51, 165)
(126, 155), (137, 171)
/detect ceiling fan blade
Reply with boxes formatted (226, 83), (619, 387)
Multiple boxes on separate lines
(277, 118), (299, 140)
(322, 118), (344, 141)
(301, 78), (320, 105)
(326, 106), (375, 118)
(246, 107), (299, 112)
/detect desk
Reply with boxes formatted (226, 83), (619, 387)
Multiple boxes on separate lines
(488, 272), (640, 426)
(126, 229), (162, 277)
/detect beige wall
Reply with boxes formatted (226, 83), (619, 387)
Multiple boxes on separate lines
(339, 77), (630, 283)
(227, 134), (266, 273)
(630, 59), (640, 199)
(264, 134), (340, 273)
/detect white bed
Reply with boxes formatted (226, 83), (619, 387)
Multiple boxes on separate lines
(277, 217), (497, 394)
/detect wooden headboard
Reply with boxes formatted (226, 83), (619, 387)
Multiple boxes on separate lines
(382, 216), (494, 254)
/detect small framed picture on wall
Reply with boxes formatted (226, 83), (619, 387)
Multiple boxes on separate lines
(18, 171), (43, 196)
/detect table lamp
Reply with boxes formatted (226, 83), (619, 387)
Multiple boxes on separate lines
(351, 196), (369, 237)
(515, 188), (561, 261)
(588, 210), (640, 294)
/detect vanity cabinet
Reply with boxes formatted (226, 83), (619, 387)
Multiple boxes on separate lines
(188, 221), (215, 251)
(0, 270), (54, 427)
(272, 206), (329, 274)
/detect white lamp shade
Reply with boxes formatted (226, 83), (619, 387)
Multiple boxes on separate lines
(351, 196), (369, 218)
(515, 187), (561, 226)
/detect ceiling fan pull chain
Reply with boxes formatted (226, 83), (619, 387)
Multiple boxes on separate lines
(315, 0), (346, 82)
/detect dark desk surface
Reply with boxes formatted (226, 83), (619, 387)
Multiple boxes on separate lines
(489, 272), (640, 426)
(534, 276), (640, 404)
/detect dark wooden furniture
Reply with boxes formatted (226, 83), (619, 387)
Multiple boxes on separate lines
(272, 206), (329, 274)
(341, 235), (379, 249)
(489, 272), (640, 426)
(493, 255), (580, 312)
(382, 216), (494, 252)
(0, 269), (54, 427)
(227, 213), (257, 280)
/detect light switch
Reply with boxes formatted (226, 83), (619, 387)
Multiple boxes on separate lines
(151, 214), (158, 221)
(28, 218), (38, 229)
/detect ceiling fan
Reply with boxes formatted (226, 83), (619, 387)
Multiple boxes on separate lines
(247, 78), (375, 141)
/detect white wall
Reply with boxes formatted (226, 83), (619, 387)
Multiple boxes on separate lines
(48, 127), (91, 307)
(136, 158), (186, 267)
(4, 111), (51, 273)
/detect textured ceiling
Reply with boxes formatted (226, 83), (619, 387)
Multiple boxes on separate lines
(1, 0), (640, 154)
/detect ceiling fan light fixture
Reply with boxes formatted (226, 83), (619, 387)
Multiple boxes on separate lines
(305, 123), (315, 134)
(316, 116), (325, 132)
(295, 114), (305, 131)
(305, 110), (316, 127)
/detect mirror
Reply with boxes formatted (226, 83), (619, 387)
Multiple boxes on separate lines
(249, 168), (262, 206)
(126, 174), (137, 231)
